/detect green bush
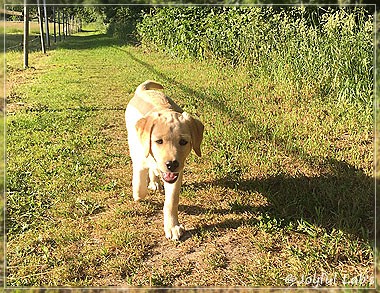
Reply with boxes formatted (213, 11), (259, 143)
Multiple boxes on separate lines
(137, 6), (374, 110)
(104, 7), (147, 44)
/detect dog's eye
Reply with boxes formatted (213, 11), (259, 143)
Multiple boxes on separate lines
(155, 139), (163, 144)
(179, 139), (188, 146)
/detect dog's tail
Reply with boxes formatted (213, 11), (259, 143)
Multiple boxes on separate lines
(135, 80), (164, 95)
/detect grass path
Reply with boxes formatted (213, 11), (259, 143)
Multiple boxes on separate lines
(6, 30), (375, 287)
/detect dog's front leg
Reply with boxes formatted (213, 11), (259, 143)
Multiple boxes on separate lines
(163, 173), (184, 240)
(132, 165), (148, 201)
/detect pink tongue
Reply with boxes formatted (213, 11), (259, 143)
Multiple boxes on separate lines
(163, 172), (177, 181)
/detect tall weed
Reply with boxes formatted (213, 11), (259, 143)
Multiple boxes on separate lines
(137, 6), (374, 111)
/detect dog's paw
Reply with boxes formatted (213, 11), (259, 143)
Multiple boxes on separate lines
(148, 181), (159, 190)
(133, 191), (147, 201)
(165, 224), (184, 241)
(148, 181), (164, 194)
(133, 195), (144, 201)
(148, 181), (164, 192)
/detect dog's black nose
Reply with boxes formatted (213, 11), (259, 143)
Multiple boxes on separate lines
(166, 160), (179, 171)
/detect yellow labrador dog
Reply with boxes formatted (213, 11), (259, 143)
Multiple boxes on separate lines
(125, 80), (204, 240)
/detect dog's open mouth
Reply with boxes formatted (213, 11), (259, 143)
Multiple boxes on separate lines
(161, 172), (179, 184)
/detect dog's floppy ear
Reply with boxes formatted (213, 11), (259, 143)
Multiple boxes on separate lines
(135, 115), (155, 157)
(182, 112), (204, 157)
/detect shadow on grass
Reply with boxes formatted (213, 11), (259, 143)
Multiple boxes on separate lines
(55, 32), (123, 50)
(52, 30), (141, 51)
(182, 160), (374, 242)
(4, 31), (124, 53)
(3, 34), (43, 53)
(113, 48), (374, 244)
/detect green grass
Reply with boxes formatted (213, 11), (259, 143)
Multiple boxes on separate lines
(5, 27), (374, 288)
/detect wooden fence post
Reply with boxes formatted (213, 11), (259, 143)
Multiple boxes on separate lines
(43, 0), (50, 48)
(70, 15), (73, 35)
(62, 10), (66, 39)
(53, 5), (56, 43)
(23, 1), (29, 68)
(58, 7), (61, 41)
(66, 13), (69, 36)
(37, 0), (46, 54)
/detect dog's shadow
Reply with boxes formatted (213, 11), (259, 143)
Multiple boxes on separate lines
(179, 159), (374, 243)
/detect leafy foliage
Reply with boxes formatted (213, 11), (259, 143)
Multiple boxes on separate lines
(98, 6), (148, 44)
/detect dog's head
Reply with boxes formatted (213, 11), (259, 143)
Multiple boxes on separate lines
(136, 111), (204, 184)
